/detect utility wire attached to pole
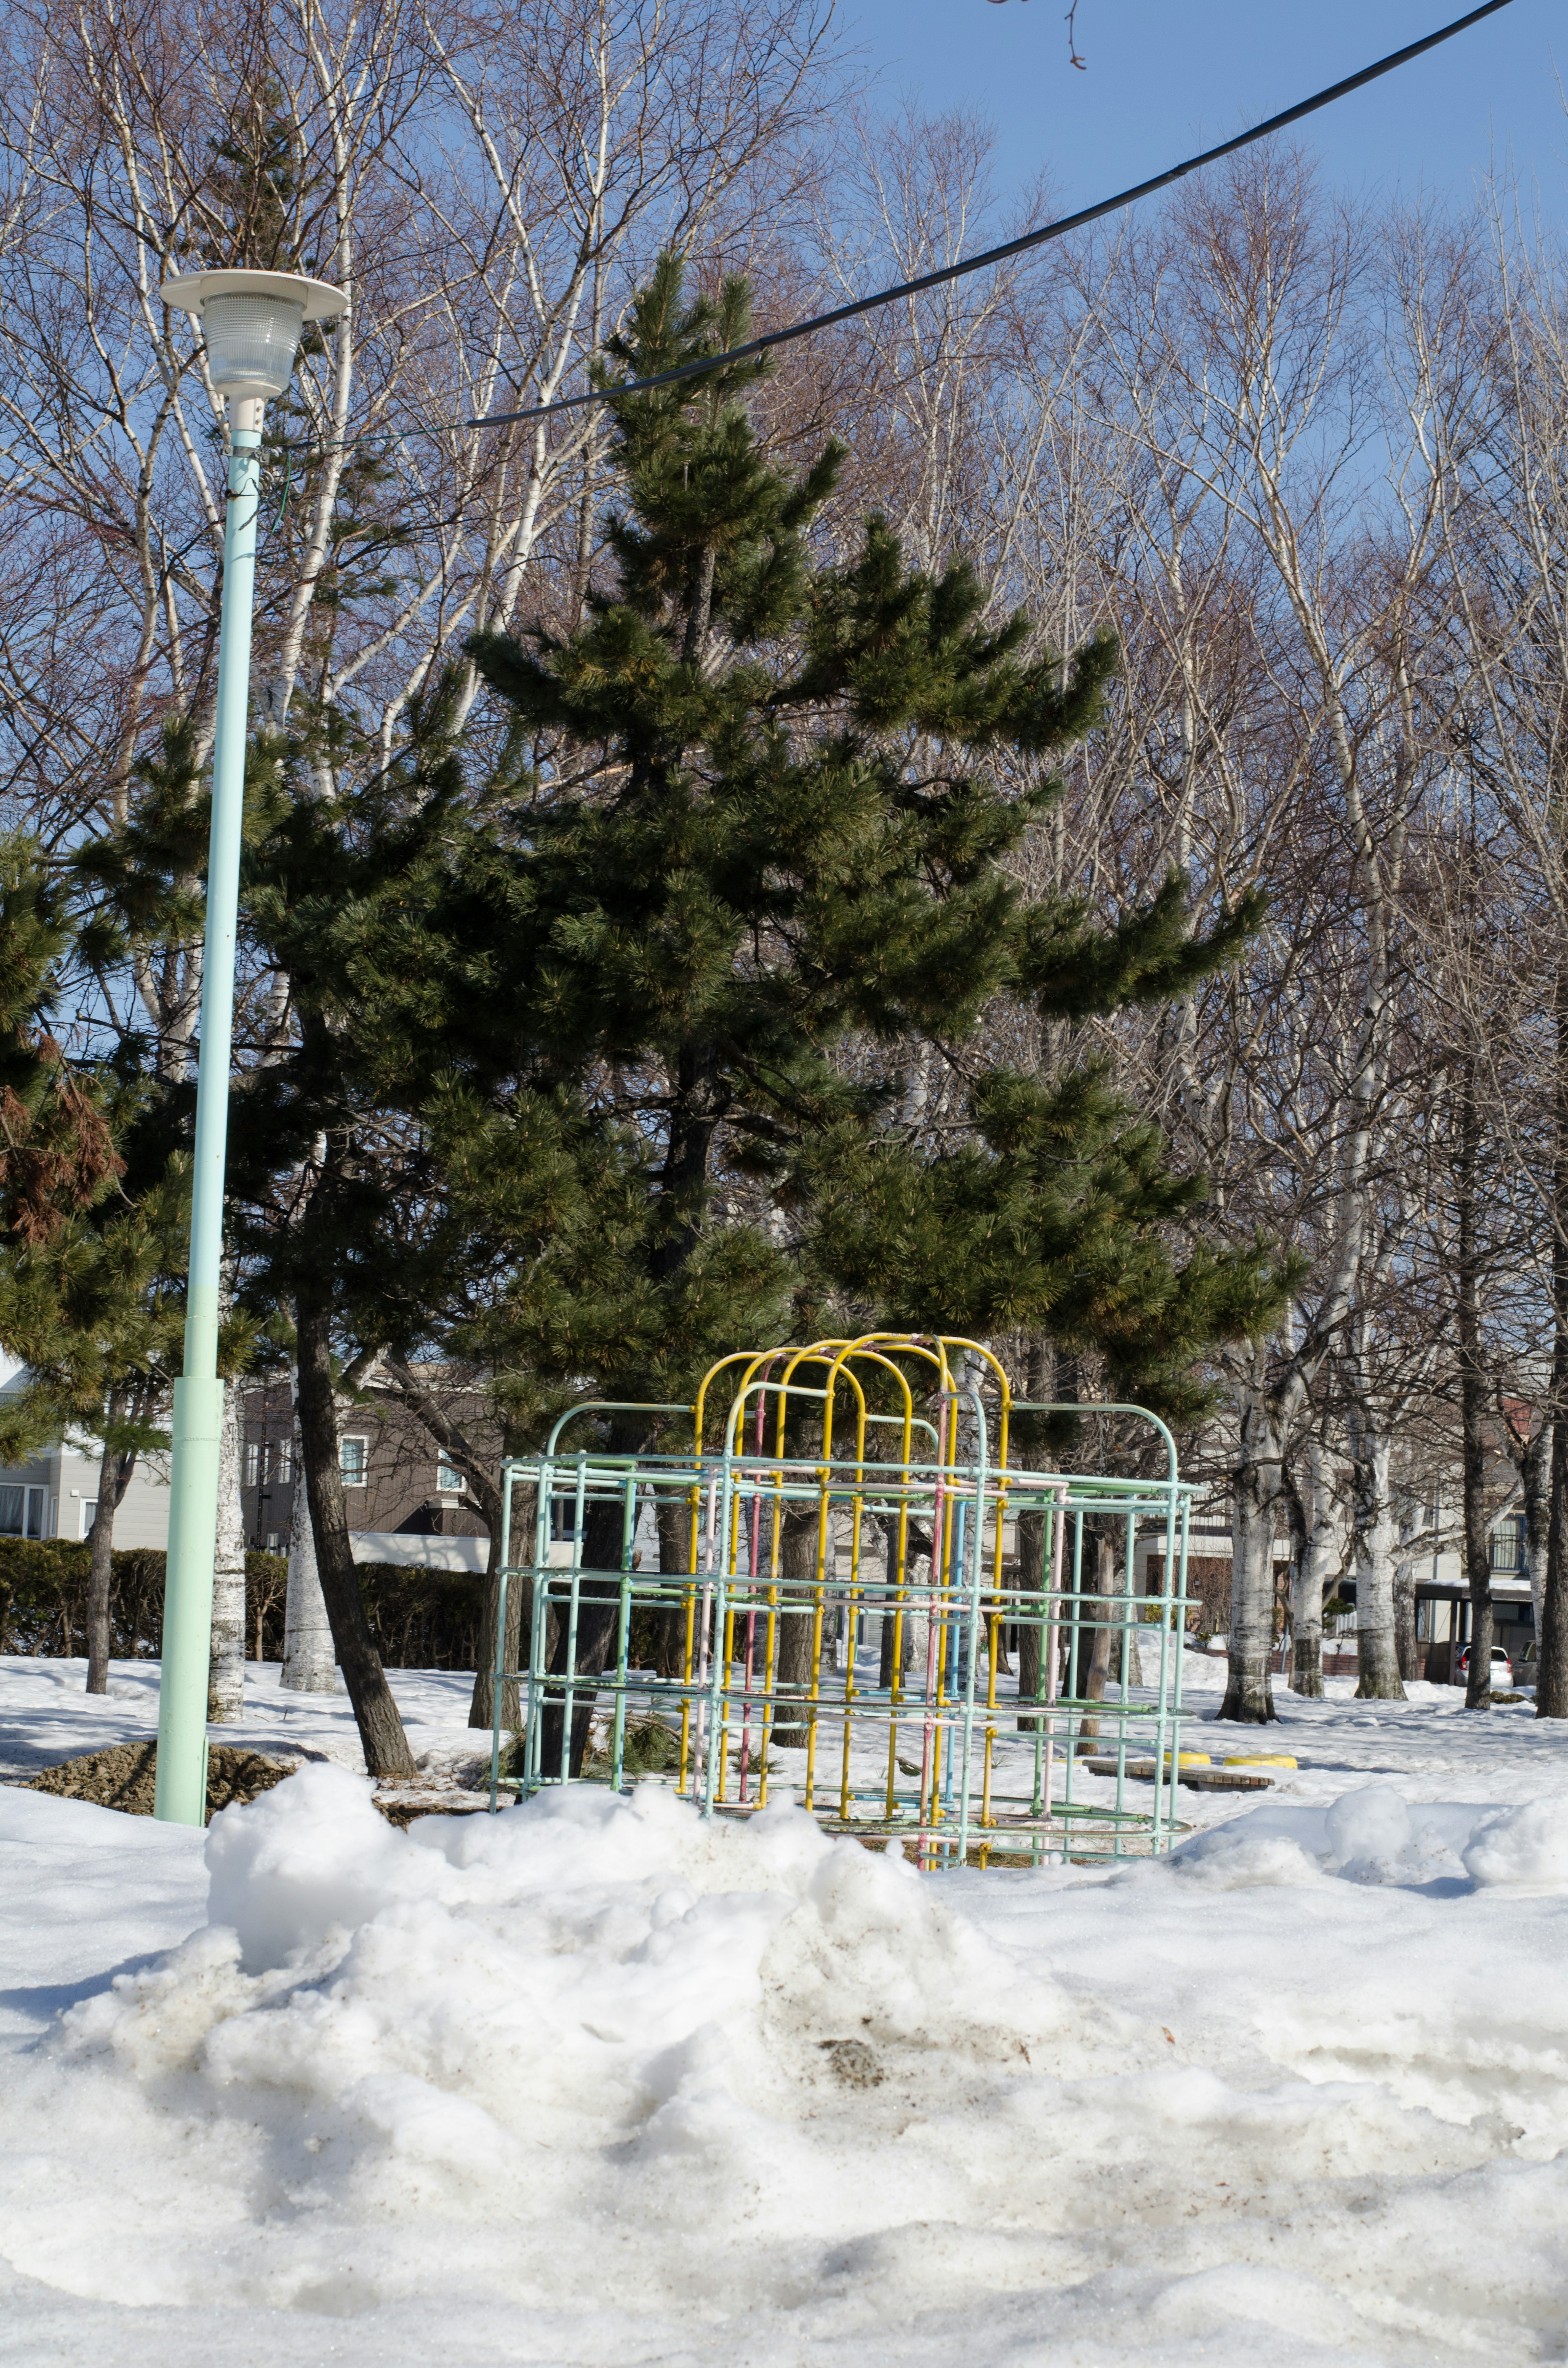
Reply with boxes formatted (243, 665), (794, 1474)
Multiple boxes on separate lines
(459, 0), (1517, 435)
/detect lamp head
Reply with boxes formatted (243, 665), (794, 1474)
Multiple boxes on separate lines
(159, 269), (347, 404)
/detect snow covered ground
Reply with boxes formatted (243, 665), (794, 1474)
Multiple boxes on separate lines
(4, 1649), (1568, 2366)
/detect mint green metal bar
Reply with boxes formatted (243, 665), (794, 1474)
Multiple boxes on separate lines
(488, 1465), (517, 1811)
(154, 417), (263, 1826)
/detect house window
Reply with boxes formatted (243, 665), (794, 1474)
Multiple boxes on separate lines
(80, 1498), (98, 1539)
(1490, 1520), (1523, 1572)
(249, 1439), (294, 1490)
(0, 1485), (45, 1539)
(437, 1453), (465, 1494)
(339, 1435), (368, 1487)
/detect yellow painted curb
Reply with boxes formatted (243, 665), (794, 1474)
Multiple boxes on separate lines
(1224, 1754), (1298, 1769)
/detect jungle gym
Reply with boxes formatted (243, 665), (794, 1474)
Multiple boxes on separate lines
(488, 1332), (1193, 1866)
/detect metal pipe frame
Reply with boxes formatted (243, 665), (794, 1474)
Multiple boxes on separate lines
(486, 1336), (1192, 1867)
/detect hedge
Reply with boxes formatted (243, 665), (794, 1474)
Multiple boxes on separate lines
(0, 1537), (488, 1670)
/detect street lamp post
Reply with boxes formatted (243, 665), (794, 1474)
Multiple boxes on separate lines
(152, 269), (347, 1825)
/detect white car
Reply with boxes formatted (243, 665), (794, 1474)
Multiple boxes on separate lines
(1459, 1644), (1513, 1688)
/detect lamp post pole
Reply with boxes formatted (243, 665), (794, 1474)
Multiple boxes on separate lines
(153, 270), (346, 1824)
(150, 401), (263, 1826)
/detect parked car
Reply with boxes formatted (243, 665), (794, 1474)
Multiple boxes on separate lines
(1458, 1644), (1513, 1688)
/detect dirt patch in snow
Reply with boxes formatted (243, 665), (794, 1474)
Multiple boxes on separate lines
(370, 1782), (490, 1829)
(19, 1744), (494, 1828)
(24, 1741), (296, 1820)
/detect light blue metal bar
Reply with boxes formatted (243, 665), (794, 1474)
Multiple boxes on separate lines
(490, 1375), (1191, 1868)
(154, 417), (263, 1827)
(487, 1463), (517, 1811)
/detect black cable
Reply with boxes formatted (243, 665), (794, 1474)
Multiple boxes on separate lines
(466, 0), (1519, 433)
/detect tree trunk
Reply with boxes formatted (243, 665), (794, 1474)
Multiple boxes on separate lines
(84, 1409), (135, 1695)
(1013, 1505), (1046, 1727)
(295, 1291), (416, 1776)
(282, 1391), (337, 1694)
(85, 1478), (116, 1692)
(1351, 1425), (1405, 1700)
(1219, 1390), (1281, 1722)
(1459, 1452), (1494, 1712)
(653, 1494), (690, 1682)
(876, 1514), (914, 1688)
(1281, 1464), (1311, 1695)
(468, 1483), (532, 1730)
(1543, 1418), (1568, 1719)
(1457, 1054), (1494, 1711)
(1287, 1439), (1340, 1697)
(1073, 1529), (1116, 1742)
(364, 1353), (512, 1730)
(207, 1377), (247, 1722)
(771, 1501), (824, 1745)
(1393, 1552), (1419, 1684)
(536, 1418), (645, 1780)
(1539, 954), (1568, 1720)
(1521, 1420), (1551, 1647)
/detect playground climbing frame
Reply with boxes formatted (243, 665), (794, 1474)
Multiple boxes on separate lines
(488, 1333), (1193, 1866)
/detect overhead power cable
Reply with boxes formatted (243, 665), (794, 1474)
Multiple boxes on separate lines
(466, 0), (1518, 435)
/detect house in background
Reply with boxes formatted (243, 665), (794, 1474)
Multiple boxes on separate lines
(1134, 1506), (1287, 1640)
(1412, 1512), (1534, 1679)
(0, 1434), (174, 1547)
(239, 1375), (495, 1574)
(0, 1366), (174, 1546)
(0, 1366), (496, 1572)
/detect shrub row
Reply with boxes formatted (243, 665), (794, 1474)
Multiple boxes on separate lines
(0, 1538), (487, 1670)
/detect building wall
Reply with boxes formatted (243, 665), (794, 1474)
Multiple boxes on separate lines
(0, 1369), (497, 1555)
(240, 1379), (494, 1552)
(0, 1439), (173, 1547)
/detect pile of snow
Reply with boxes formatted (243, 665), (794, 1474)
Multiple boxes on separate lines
(1170, 1781), (1568, 1890)
(6, 1766), (1568, 2364)
(7, 1770), (1135, 2328)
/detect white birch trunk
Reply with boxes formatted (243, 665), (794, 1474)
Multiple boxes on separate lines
(1522, 1425), (1551, 1644)
(1221, 1381), (1283, 1722)
(1291, 1440), (1346, 1697)
(1109, 1540), (1143, 1693)
(282, 1397), (338, 1695)
(1351, 1426), (1405, 1700)
(206, 1378), (248, 1721)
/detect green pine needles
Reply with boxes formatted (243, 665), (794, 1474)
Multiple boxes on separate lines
(439, 256), (1282, 1417)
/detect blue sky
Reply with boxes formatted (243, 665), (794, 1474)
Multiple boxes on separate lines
(842, 0), (1563, 225)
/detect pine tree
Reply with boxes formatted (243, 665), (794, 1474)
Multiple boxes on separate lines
(213, 695), (609, 1775)
(0, 832), (196, 1689)
(416, 257), (1288, 1766)
(0, 837), (122, 1285)
(118, 257), (1287, 1782)
(444, 264), (1283, 1377)
(15, 1126), (192, 1694)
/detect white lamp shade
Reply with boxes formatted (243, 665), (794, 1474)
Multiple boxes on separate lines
(201, 293), (304, 399)
(159, 269), (348, 406)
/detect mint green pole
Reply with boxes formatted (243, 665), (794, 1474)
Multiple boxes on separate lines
(153, 406), (263, 1825)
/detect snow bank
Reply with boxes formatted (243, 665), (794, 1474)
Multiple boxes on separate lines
(6, 1766), (1568, 2365)
(1461, 1797), (1568, 1888)
(1169, 1781), (1568, 1889)
(7, 1768), (1132, 2326)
